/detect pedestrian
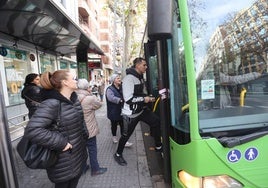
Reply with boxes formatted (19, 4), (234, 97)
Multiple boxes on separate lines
(106, 74), (133, 147)
(98, 76), (105, 102)
(21, 73), (43, 118)
(91, 84), (98, 97)
(24, 70), (88, 188)
(76, 78), (107, 176)
(114, 57), (162, 166)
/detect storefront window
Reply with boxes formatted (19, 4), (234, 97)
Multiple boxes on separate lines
(70, 63), (77, 76)
(40, 54), (56, 73)
(70, 63), (77, 69)
(60, 61), (68, 69)
(3, 47), (30, 105)
(59, 59), (77, 75)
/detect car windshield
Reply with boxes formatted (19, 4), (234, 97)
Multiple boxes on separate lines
(189, 0), (268, 137)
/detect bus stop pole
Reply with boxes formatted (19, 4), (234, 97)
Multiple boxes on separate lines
(0, 74), (19, 188)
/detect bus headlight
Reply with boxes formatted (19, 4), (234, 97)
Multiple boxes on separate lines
(178, 171), (243, 188)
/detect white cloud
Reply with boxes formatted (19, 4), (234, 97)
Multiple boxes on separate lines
(204, 0), (256, 22)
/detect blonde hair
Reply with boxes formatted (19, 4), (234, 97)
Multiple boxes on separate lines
(40, 70), (69, 90)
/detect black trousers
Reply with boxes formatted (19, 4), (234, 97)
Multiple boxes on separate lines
(116, 108), (162, 155)
(110, 120), (123, 136)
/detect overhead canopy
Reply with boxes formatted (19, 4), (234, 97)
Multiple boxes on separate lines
(0, 0), (104, 56)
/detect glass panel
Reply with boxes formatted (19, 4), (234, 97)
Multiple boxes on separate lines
(40, 54), (56, 73)
(59, 59), (78, 76)
(3, 48), (30, 105)
(168, 5), (189, 133)
(70, 63), (77, 69)
(147, 55), (159, 97)
(188, 0), (268, 137)
(60, 61), (68, 69)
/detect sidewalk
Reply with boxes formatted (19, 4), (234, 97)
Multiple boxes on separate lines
(12, 100), (166, 188)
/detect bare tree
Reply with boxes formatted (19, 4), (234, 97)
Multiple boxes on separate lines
(122, 0), (136, 76)
(108, 0), (147, 76)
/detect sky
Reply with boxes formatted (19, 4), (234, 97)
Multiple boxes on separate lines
(203, 0), (256, 26)
(193, 0), (257, 75)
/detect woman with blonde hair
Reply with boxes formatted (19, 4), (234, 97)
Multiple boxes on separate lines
(24, 70), (88, 188)
(76, 78), (107, 176)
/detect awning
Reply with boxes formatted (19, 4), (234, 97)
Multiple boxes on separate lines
(0, 0), (104, 56)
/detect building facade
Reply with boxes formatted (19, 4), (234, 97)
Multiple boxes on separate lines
(197, 0), (268, 80)
(0, 0), (103, 134)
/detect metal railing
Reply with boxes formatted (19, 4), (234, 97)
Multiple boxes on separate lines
(8, 113), (28, 141)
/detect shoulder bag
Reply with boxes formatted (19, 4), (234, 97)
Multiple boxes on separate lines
(16, 102), (61, 169)
(22, 94), (41, 107)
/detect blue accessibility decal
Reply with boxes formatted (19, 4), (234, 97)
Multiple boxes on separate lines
(227, 149), (241, 163)
(244, 147), (258, 161)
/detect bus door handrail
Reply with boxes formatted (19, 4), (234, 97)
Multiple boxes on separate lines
(240, 87), (247, 106)
(8, 113), (29, 141)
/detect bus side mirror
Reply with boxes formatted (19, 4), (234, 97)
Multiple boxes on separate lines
(147, 0), (173, 40)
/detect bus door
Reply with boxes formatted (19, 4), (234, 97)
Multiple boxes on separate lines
(144, 40), (171, 183)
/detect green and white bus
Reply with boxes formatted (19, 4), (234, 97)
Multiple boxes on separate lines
(145, 0), (268, 187)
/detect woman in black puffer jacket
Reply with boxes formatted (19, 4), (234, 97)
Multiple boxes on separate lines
(24, 70), (88, 188)
(21, 73), (43, 118)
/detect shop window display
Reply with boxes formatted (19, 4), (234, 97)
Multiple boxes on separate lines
(60, 59), (77, 76)
(3, 48), (29, 106)
(40, 54), (56, 73)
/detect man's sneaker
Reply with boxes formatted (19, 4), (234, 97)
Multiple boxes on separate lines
(155, 145), (163, 152)
(91, 167), (107, 176)
(125, 141), (133, 147)
(112, 136), (118, 143)
(82, 164), (90, 174)
(114, 153), (127, 166)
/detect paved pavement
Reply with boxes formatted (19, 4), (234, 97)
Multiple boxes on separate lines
(12, 100), (169, 188)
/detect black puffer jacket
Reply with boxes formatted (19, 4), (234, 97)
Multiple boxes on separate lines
(21, 83), (43, 118)
(24, 89), (88, 183)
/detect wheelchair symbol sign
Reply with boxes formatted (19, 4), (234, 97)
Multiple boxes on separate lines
(227, 149), (241, 163)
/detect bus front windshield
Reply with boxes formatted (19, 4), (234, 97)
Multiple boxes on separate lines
(189, 0), (268, 138)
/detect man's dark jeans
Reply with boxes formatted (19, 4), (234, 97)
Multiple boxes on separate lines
(86, 136), (99, 172)
(116, 108), (162, 155)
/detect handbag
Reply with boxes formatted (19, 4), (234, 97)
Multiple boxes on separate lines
(17, 102), (61, 169)
(22, 94), (41, 107)
(16, 136), (58, 169)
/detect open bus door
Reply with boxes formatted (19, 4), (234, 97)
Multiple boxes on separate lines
(144, 40), (171, 184)
(0, 74), (19, 188)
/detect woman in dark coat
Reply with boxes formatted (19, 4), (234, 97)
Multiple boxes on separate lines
(24, 70), (88, 188)
(106, 74), (132, 147)
(21, 73), (43, 118)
